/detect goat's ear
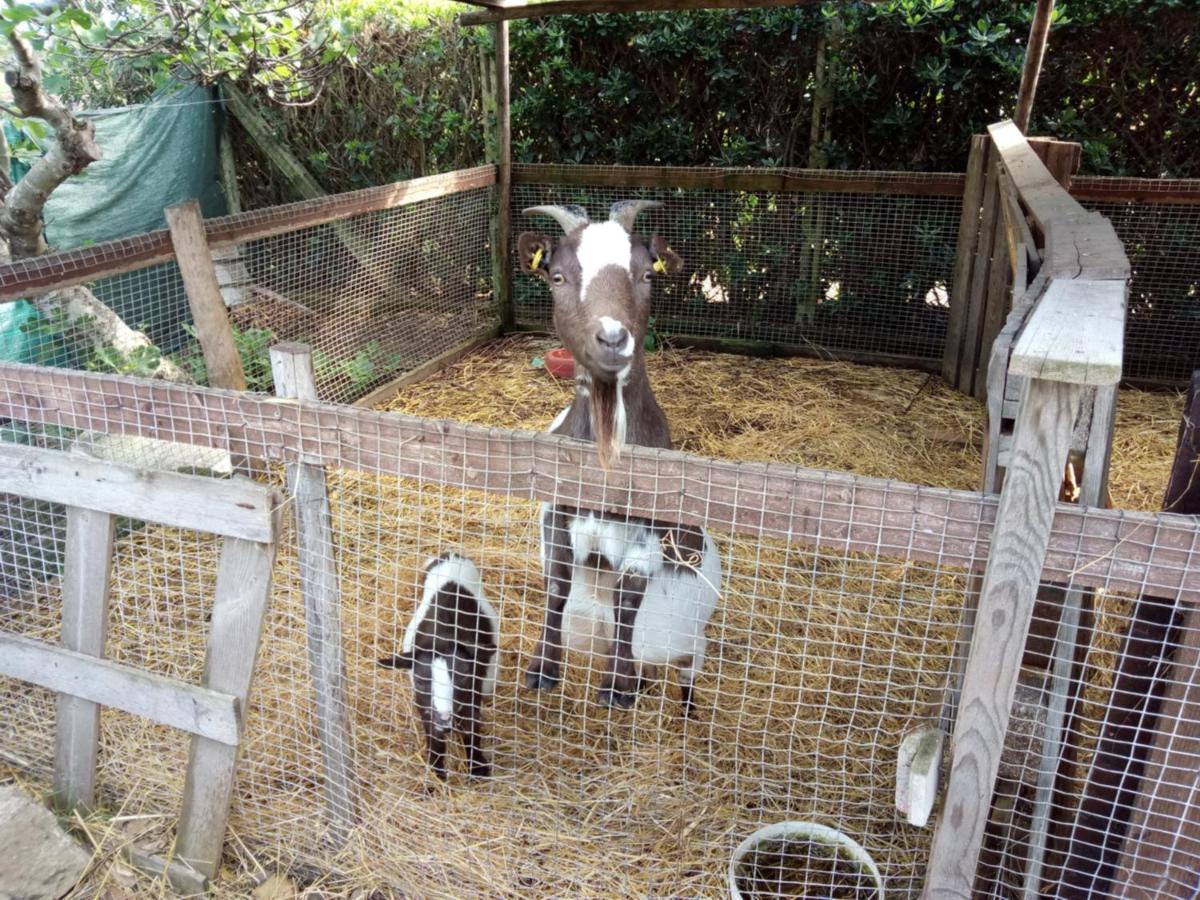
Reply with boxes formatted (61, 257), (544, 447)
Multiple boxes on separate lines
(650, 234), (683, 275)
(518, 232), (553, 279)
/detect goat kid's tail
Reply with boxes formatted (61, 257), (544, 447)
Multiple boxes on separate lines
(377, 653), (414, 670)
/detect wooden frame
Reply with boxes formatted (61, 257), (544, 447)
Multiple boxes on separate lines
(0, 443), (283, 890)
(923, 120), (1131, 899)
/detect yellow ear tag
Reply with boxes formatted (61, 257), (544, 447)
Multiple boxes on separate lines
(531, 248), (544, 270)
(652, 258), (667, 274)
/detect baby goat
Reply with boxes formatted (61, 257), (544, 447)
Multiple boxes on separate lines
(378, 553), (499, 780)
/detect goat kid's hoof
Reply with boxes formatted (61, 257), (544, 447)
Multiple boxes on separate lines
(598, 688), (637, 709)
(524, 669), (561, 691)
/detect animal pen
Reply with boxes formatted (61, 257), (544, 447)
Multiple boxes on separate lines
(1, 20), (1200, 900)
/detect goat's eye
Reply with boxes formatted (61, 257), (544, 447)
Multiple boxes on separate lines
(642, 270), (653, 283)
(551, 272), (565, 286)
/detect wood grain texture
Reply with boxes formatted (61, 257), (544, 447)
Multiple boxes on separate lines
(1013, 0), (1056, 133)
(177, 529), (280, 877)
(1, 633), (241, 746)
(944, 135), (989, 385)
(270, 343), (357, 843)
(958, 151), (1001, 395)
(924, 378), (1083, 899)
(52, 505), (115, 813)
(1, 362), (1198, 607)
(1010, 279), (1126, 385)
(0, 444), (279, 543)
(165, 200), (247, 392)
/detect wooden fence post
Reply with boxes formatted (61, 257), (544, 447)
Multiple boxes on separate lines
(944, 135), (989, 389)
(52, 506), (116, 814)
(924, 273), (1124, 897)
(166, 200), (247, 392)
(482, 22), (514, 331)
(269, 342), (357, 844)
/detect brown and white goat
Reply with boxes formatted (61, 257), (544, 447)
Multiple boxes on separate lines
(517, 201), (722, 714)
(378, 552), (499, 779)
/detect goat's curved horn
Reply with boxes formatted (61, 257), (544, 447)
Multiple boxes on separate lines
(609, 199), (663, 233)
(523, 205), (590, 234)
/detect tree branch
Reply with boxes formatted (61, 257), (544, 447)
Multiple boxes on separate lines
(1, 32), (101, 258)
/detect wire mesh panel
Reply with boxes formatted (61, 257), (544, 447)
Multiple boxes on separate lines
(2, 366), (1198, 898)
(511, 167), (963, 364)
(1076, 179), (1200, 386)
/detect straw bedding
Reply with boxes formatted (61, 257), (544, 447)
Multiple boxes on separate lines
(0, 336), (1183, 898)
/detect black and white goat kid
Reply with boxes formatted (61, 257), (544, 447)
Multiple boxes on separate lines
(378, 553), (499, 780)
(517, 200), (722, 714)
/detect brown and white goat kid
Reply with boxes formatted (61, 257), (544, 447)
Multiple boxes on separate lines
(517, 201), (722, 714)
(378, 553), (499, 779)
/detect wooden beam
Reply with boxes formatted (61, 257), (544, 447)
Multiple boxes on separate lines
(1009, 279), (1126, 385)
(924, 377), (1084, 899)
(270, 343), (357, 845)
(1014, 0), (1056, 133)
(52, 506), (115, 814)
(490, 22), (514, 329)
(177, 529), (280, 877)
(0, 166), (495, 303)
(462, 0), (836, 26)
(513, 163), (966, 196)
(0, 444), (279, 543)
(2, 362), (1198, 607)
(166, 200), (248, 391)
(217, 85), (243, 217)
(1070, 177), (1200, 206)
(944, 135), (989, 386)
(0, 632), (242, 747)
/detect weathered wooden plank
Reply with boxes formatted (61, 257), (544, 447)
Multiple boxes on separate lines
(166, 200), (247, 392)
(1, 632), (241, 746)
(0, 444), (279, 543)
(352, 327), (500, 410)
(462, 0), (840, 25)
(270, 343), (356, 844)
(944, 135), (989, 386)
(924, 378), (1083, 899)
(177, 529), (280, 877)
(513, 162), (966, 197)
(1, 362), (1198, 606)
(1010, 279), (1126, 385)
(0, 166), (495, 303)
(959, 151), (1001, 395)
(988, 121), (1088, 230)
(52, 506), (115, 813)
(217, 87), (243, 218)
(974, 177), (1015, 401)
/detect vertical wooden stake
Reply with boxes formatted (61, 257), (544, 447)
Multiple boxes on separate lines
(53, 506), (116, 814)
(217, 87), (243, 218)
(484, 22), (514, 331)
(1014, 0), (1056, 133)
(269, 342), (357, 844)
(924, 377), (1082, 898)
(166, 200), (247, 392)
(944, 135), (989, 388)
(177, 525), (280, 877)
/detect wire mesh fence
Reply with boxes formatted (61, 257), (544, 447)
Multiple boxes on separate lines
(511, 167), (963, 364)
(1, 365), (1198, 897)
(9, 176), (497, 405)
(1075, 180), (1200, 386)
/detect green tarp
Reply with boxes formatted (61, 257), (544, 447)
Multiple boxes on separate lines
(2, 80), (227, 361)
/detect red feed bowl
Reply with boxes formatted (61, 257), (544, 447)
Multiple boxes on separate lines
(545, 347), (575, 380)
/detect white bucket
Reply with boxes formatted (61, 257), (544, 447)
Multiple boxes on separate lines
(728, 821), (884, 899)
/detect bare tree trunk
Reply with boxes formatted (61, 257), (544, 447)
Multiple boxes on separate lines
(0, 33), (191, 382)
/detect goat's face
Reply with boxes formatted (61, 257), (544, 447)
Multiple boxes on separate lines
(518, 202), (682, 383)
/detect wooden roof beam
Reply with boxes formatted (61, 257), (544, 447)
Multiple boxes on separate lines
(461, 0), (841, 26)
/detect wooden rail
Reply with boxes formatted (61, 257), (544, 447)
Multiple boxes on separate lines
(0, 166), (496, 302)
(0, 360), (1195, 607)
(924, 120), (1131, 899)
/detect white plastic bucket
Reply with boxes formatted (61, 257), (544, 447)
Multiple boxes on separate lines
(728, 820), (884, 899)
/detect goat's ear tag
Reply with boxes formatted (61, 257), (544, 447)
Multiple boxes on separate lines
(531, 247), (544, 270)
(652, 258), (667, 274)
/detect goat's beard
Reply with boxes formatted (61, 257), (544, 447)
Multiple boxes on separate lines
(589, 378), (621, 469)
